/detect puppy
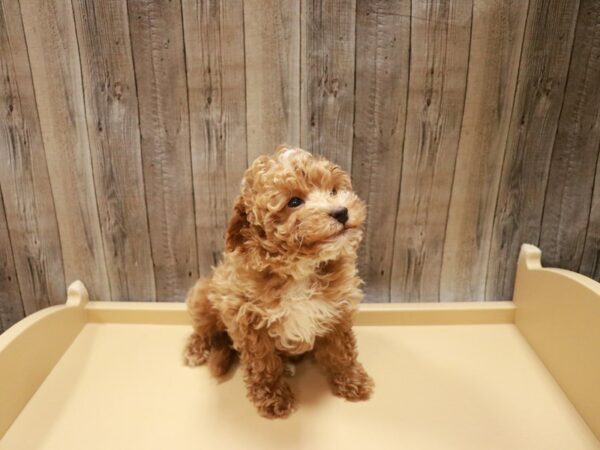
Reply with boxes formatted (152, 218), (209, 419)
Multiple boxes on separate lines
(184, 146), (374, 418)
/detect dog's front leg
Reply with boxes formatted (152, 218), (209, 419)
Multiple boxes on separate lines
(236, 325), (295, 418)
(314, 323), (374, 401)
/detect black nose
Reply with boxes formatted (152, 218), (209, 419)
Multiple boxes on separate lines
(330, 207), (349, 225)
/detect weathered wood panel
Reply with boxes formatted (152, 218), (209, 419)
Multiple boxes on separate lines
(0, 187), (23, 333)
(0, 0), (65, 314)
(19, 0), (110, 300)
(352, 0), (410, 302)
(540, 0), (600, 272)
(581, 152), (600, 281)
(301, 0), (356, 170)
(182, 0), (248, 275)
(128, 0), (198, 300)
(579, 0), (600, 281)
(72, 0), (156, 301)
(244, 0), (300, 161)
(440, 0), (528, 301)
(390, 0), (473, 302)
(2, 0), (600, 316)
(486, 0), (580, 300)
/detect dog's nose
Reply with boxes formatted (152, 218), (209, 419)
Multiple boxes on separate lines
(330, 207), (349, 225)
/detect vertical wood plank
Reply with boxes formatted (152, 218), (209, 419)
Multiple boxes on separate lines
(352, 0), (410, 302)
(581, 151), (600, 281)
(440, 0), (528, 301)
(486, 0), (580, 300)
(72, 0), (155, 301)
(390, 0), (472, 302)
(127, 0), (198, 301)
(0, 0), (65, 313)
(0, 186), (24, 333)
(182, 0), (248, 275)
(540, 0), (600, 272)
(19, 0), (110, 301)
(301, 0), (356, 170)
(244, 0), (300, 162)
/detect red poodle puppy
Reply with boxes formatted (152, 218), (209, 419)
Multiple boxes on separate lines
(184, 146), (374, 418)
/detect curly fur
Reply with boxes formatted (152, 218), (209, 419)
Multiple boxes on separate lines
(184, 146), (374, 418)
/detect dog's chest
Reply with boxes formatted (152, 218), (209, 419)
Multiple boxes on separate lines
(267, 279), (342, 354)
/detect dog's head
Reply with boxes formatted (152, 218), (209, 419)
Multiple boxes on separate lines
(225, 146), (366, 272)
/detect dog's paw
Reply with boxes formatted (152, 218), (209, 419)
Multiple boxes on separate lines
(329, 364), (374, 402)
(253, 383), (296, 419)
(183, 348), (209, 367)
(183, 333), (209, 367)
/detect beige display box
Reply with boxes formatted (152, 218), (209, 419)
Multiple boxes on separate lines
(0, 245), (599, 449)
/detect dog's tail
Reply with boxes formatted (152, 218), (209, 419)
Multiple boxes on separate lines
(208, 331), (238, 379)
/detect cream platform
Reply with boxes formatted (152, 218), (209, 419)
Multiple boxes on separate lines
(0, 245), (599, 449)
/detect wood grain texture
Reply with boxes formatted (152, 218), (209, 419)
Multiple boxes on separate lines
(486, 0), (580, 300)
(3, 0), (600, 318)
(352, 0), (410, 302)
(127, 0), (198, 301)
(440, 0), (528, 302)
(244, 0), (300, 162)
(72, 0), (155, 301)
(19, 0), (110, 300)
(182, 0), (248, 275)
(540, 0), (600, 272)
(0, 0), (65, 313)
(0, 186), (23, 333)
(390, 0), (473, 302)
(581, 149), (600, 281)
(301, 0), (356, 170)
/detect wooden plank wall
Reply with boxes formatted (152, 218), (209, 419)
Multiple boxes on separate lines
(391, 0), (472, 302)
(486, 0), (581, 300)
(1, 0), (599, 330)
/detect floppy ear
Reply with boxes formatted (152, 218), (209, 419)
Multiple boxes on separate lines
(225, 196), (249, 252)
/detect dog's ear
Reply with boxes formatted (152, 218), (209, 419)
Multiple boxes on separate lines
(225, 196), (249, 252)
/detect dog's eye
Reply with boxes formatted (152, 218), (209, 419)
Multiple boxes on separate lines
(287, 197), (304, 208)
(331, 188), (338, 196)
